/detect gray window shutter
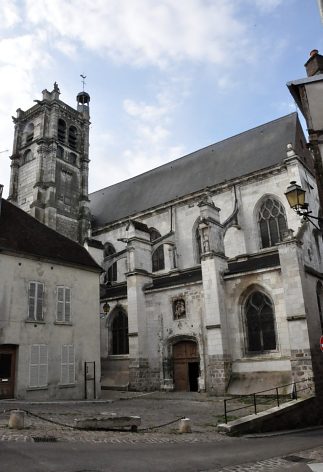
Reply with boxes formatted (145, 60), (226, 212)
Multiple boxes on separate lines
(28, 282), (36, 319)
(36, 283), (44, 320)
(57, 287), (64, 321)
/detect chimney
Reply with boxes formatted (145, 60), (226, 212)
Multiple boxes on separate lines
(305, 49), (323, 77)
(0, 184), (3, 217)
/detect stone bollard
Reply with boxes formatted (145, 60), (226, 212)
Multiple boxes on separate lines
(8, 410), (25, 429)
(179, 418), (191, 433)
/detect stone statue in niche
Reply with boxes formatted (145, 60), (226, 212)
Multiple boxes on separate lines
(173, 298), (186, 319)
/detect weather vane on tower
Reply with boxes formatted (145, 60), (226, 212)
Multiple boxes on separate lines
(80, 74), (87, 91)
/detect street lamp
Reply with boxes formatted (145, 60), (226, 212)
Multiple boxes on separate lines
(285, 181), (323, 231)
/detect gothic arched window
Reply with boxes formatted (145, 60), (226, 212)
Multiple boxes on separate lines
(317, 282), (323, 332)
(245, 291), (276, 352)
(152, 245), (165, 272)
(25, 123), (34, 144)
(196, 226), (202, 262)
(68, 126), (77, 150)
(104, 243), (117, 283)
(258, 197), (287, 248)
(111, 309), (129, 355)
(58, 119), (66, 143)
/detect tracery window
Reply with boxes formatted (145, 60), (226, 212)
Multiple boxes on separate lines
(152, 245), (165, 272)
(258, 198), (287, 248)
(149, 228), (165, 272)
(245, 291), (276, 352)
(104, 243), (117, 283)
(111, 309), (129, 355)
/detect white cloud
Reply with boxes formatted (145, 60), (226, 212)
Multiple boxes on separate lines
(1, 0), (21, 29)
(251, 0), (284, 12)
(24, 0), (252, 68)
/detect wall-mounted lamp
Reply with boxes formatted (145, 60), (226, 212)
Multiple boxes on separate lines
(285, 181), (323, 231)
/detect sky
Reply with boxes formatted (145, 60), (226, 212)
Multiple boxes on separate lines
(0, 0), (323, 198)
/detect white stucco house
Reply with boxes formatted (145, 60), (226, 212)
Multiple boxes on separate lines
(0, 193), (101, 400)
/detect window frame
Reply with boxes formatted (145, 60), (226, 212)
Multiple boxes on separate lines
(257, 197), (288, 249)
(28, 281), (44, 322)
(56, 286), (71, 324)
(244, 290), (277, 355)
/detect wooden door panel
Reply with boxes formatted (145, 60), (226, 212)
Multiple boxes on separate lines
(173, 361), (188, 391)
(0, 348), (16, 399)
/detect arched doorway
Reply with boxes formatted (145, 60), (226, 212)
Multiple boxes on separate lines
(111, 309), (129, 355)
(172, 340), (199, 391)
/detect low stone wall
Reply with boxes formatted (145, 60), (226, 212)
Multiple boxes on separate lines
(218, 396), (320, 435)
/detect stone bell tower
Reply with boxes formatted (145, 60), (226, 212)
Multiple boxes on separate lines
(8, 83), (91, 244)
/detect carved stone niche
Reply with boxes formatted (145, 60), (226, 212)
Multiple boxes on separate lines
(173, 298), (186, 320)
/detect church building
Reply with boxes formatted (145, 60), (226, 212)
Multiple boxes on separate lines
(7, 83), (323, 395)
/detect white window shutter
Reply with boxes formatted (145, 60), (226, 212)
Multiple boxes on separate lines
(61, 345), (68, 384)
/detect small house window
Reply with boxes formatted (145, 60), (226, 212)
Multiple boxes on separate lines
(56, 286), (71, 323)
(258, 198), (287, 248)
(245, 291), (276, 352)
(28, 282), (44, 321)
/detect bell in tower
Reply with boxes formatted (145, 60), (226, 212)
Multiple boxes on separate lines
(8, 83), (91, 244)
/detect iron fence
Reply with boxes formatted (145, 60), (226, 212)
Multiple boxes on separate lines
(223, 377), (314, 423)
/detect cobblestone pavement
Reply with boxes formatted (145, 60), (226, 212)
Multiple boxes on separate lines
(1, 390), (323, 471)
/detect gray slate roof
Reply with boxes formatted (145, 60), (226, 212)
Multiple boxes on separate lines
(0, 199), (101, 271)
(90, 113), (309, 228)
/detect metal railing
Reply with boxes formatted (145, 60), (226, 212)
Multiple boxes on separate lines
(223, 377), (314, 423)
